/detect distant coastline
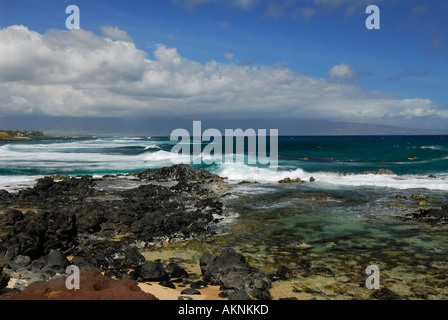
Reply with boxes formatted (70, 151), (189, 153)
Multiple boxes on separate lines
(0, 130), (46, 141)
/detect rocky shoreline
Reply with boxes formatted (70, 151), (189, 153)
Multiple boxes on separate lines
(0, 130), (46, 141)
(0, 164), (274, 300)
(1, 164), (447, 300)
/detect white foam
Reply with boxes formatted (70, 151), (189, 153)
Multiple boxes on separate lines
(2, 138), (448, 192)
(0, 144), (154, 174)
(215, 162), (448, 191)
(143, 150), (190, 166)
(3, 137), (167, 152)
(312, 171), (448, 191)
(144, 145), (161, 150)
(218, 162), (305, 183)
(421, 145), (444, 150)
(0, 175), (40, 192)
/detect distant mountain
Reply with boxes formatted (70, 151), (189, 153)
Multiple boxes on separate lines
(0, 116), (446, 136)
(182, 119), (448, 136)
(287, 120), (448, 136)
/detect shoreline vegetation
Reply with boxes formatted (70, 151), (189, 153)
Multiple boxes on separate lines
(0, 130), (46, 141)
(0, 164), (447, 300)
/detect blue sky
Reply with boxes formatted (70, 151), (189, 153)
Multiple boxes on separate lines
(0, 0), (447, 133)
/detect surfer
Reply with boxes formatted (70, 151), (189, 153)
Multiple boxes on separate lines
(408, 156), (417, 160)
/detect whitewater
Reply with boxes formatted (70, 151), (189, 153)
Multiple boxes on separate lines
(1, 135), (448, 192)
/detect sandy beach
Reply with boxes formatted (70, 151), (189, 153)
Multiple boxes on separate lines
(137, 248), (318, 300)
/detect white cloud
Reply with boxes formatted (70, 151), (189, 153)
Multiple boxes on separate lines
(0, 25), (444, 125)
(397, 99), (437, 118)
(100, 26), (132, 42)
(328, 62), (359, 82)
(224, 52), (235, 60)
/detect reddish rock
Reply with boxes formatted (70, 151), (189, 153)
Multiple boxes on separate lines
(0, 268), (158, 300)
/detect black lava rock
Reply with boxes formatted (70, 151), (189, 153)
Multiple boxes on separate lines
(371, 288), (408, 300)
(171, 267), (189, 279)
(136, 261), (170, 282)
(0, 267), (10, 291)
(180, 288), (201, 295)
(200, 248), (271, 300)
(125, 247), (147, 267)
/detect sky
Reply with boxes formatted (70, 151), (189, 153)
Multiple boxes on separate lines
(0, 0), (447, 134)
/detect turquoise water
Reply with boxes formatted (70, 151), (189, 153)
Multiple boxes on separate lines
(2, 135), (448, 183)
(276, 135), (448, 175)
(1, 135), (448, 298)
(1, 135), (448, 177)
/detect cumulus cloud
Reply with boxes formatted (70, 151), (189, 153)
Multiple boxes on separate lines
(328, 63), (360, 82)
(223, 52), (235, 60)
(100, 26), (132, 42)
(0, 25), (443, 124)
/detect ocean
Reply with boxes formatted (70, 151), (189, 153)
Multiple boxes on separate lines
(1, 135), (448, 299)
(1, 135), (448, 190)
